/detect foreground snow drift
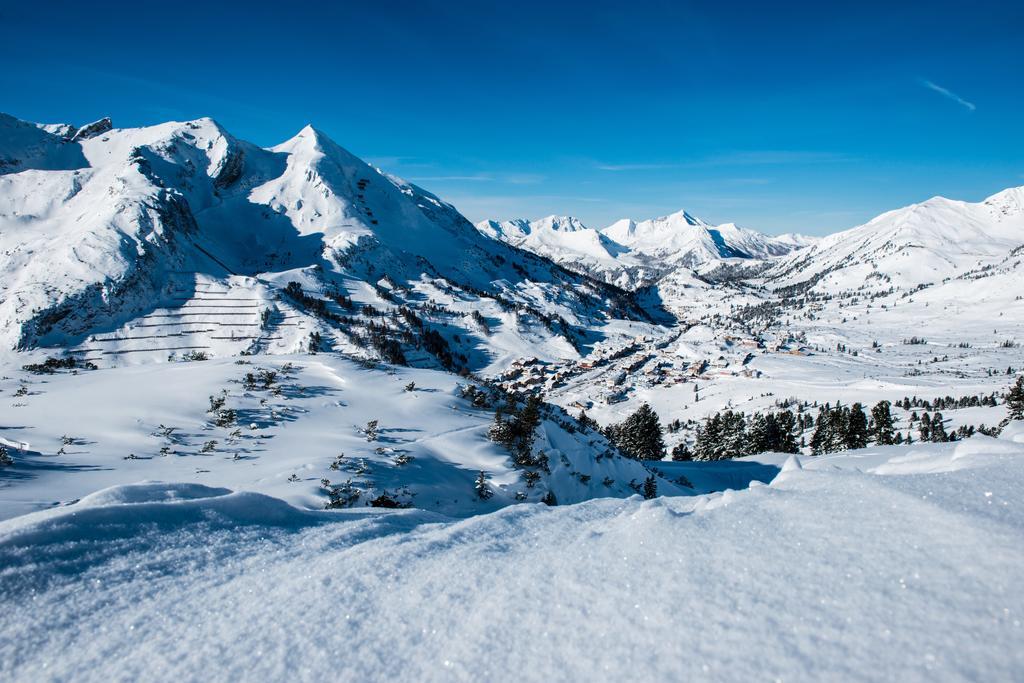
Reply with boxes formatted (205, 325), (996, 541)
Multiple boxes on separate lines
(2, 437), (1022, 682)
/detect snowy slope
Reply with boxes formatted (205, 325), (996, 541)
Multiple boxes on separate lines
(0, 112), (90, 173)
(0, 114), (650, 368)
(2, 433), (1022, 681)
(0, 354), (678, 520)
(766, 187), (1024, 293)
(477, 215), (624, 263)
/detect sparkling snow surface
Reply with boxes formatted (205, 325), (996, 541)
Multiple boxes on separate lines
(2, 435), (1022, 682)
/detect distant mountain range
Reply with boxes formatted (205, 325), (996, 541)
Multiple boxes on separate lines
(765, 186), (1024, 293)
(477, 211), (815, 288)
(2, 111), (1022, 368)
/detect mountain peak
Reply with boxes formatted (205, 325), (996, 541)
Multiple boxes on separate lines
(984, 185), (1024, 217)
(659, 209), (706, 227)
(534, 215), (590, 232)
(275, 124), (343, 152)
(767, 183), (1024, 291)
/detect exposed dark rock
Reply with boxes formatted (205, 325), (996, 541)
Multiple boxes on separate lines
(71, 117), (113, 142)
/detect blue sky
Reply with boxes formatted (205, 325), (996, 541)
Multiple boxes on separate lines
(2, 0), (1022, 235)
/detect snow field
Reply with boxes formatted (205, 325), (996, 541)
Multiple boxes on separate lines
(0, 354), (674, 520)
(1, 435), (1022, 682)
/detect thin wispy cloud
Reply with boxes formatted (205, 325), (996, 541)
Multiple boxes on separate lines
(594, 151), (855, 172)
(409, 174), (494, 182)
(409, 172), (545, 185)
(704, 150), (855, 165)
(503, 173), (546, 185)
(595, 163), (677, 172)
(367, 155), (427, 168)
(921, 79), (976, 111)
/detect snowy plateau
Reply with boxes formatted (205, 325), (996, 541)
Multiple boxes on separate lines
(1, 113), (1023, 682)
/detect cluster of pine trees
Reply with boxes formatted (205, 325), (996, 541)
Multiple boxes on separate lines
(603, 403), (666, 460)
(488, 395), (546, 468)
(689, 409), (800, 461)
(682, 380), (1024, 460)
(895, 393), (999, 411)
(685, 400), (905, 460)
(486, 376), (1024, 479)
(808, 403), (871, 453)
(912, 412), (952, 443)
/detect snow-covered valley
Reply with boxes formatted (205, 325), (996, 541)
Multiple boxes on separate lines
(2, 112), (1023, 681)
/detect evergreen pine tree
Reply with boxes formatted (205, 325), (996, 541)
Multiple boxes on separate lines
(930, 412), (948, 442)
(809, 407), (829, 455)
(475, 471), (493, 500)
(617, 403), (666, 460)
(488, 410), (515, 448)
(642, 475), (658, 499)
(870, 400), (896, 445)
(511, 395), (542, 457)
(516, 395), (542, 438)
(364, 419), (379, 442)
(671, 443), (692, 461)
(775, 410), (800, 453)
(746, 413), (770, 454)
(846, 403), (868, 449)
(693, 414), (722, 461)
(602, 423), (621, 449)
(577, 410), (599, 432)
(918, 413), (932, 442)
(763, 413), (784, 452)
(720, 410), (747, 458)
(827, 406), (850, 452)
(1007, 375), (1024, 420)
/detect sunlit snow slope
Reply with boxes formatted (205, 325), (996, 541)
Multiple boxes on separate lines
(1, 432), (1022, 681)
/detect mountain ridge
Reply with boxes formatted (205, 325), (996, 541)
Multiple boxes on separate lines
(0, 113), (652, 368)
(477, 210), (814, 289)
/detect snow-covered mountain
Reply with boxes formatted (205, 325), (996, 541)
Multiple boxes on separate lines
(4, 111), (1024, 683)
(476, 215), (664, 288)
(766, 187), (1024, 294)
(602, 210), (811, 266)
(478, 210), (813, 289)
(477, 215), (623, 263)
(0, 113), (651, 368)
